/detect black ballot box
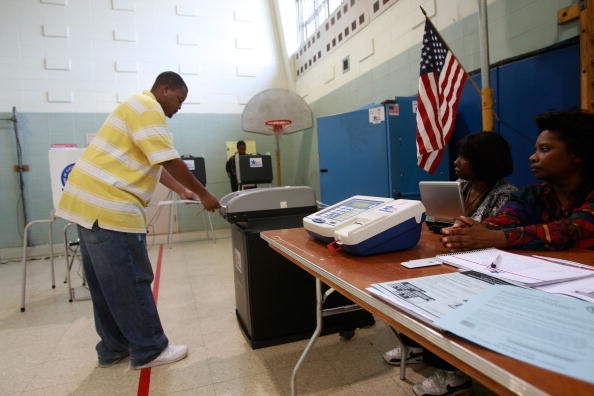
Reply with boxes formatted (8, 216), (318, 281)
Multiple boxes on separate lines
(220, 187), (375, 349)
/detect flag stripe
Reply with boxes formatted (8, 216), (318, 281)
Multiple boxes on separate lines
(417, 74), (441, 151)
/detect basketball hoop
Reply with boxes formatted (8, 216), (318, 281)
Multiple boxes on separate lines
(243, 89), (313, 188)
(265, 119), (292, 135)
(264, 120), (292, 187)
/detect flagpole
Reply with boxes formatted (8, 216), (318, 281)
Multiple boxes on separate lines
(478, 0), (494, 131)
(419, 6), (482, 97)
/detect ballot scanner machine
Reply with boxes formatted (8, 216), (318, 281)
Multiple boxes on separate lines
(220, 186), (374, 348)
(303, 196), (426, 256)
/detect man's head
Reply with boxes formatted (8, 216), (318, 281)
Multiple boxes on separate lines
(151, 71), (188, 118)
(237, 140), (247, 155)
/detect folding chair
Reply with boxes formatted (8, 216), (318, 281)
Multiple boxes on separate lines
(20, 214), (56, 312)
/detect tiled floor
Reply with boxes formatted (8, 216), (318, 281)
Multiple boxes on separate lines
(0, 230), (492, 395)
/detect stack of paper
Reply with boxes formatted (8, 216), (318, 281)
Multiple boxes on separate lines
(367, 249), (594, 385)
(434, 286), (594, 385)
(436, 247), (594, 287)
(367, 271), (514, 323)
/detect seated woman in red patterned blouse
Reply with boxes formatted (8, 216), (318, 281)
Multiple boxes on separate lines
(441, 108), (594, 251)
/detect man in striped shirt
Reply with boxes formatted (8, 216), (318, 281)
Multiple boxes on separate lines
(56, 71), (219, 370)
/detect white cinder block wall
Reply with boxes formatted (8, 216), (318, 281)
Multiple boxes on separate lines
(0, 0), (286, 113)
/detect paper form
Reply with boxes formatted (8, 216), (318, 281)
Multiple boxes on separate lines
(536, 276), (594, 303)
(435, 285), (594, 385)
(367, 271), (513, 323)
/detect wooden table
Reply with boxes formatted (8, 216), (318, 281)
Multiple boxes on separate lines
(261, 227), (594, 396)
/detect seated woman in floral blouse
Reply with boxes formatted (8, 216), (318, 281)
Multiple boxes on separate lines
(441, 108), (594, 251)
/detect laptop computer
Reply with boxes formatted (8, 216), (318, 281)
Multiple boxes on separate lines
(419, 181), (465, 233)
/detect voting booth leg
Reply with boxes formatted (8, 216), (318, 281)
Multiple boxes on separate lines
(20, 217), (56, 312)
(63, 222), (89, 303)
(64, 223), (75, 302)
(203, 211), (216, 243)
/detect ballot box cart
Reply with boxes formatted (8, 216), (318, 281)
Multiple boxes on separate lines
(220, 187), (375, 349)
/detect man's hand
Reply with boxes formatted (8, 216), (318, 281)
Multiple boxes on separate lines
(178, 188), (199, 201)
(198, 191), (220, 211)
(161, 159), (220, 211)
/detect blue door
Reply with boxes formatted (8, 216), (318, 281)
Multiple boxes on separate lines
(454, 43), (579, 188)
(388, 97), (450, 200)
(318, 106), (391, 205)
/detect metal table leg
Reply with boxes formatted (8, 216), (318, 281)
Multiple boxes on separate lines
(391, 327), (410, 380)
(291, 278), (323, 396)
(290, 279), (364, 395)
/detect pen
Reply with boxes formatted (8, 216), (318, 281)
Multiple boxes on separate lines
(490, 254), (502, 271)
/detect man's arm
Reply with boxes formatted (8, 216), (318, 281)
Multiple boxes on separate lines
(160, 167), (197, 200)
(161, 158), (220, 211)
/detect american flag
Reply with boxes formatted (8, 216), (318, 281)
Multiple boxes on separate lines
(415, 19), (467, 173)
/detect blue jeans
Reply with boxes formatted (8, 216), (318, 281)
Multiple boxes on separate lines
(77, 223), (168, 366)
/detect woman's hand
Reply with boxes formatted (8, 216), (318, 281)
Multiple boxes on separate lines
(440, 216), (507, 251)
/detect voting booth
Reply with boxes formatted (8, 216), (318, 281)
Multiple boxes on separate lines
(21, 148), (85, 312)
(48, 148), (89, 305)
(220, 186), (375, 348)
(180, 155), (207, 186)
(235, 154), (273, 189)
(49, 148), (85, 209)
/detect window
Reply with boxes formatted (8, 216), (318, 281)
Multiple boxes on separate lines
(296, 0), (343, 45)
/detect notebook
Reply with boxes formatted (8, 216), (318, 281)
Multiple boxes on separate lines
(419, 181), (465, 232)
(436, 247), (594, 287)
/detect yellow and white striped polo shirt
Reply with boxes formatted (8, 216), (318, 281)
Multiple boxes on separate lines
(56, 91), (180, 233)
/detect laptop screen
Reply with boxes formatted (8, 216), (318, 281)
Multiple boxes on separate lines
(419, 181), (465, 224)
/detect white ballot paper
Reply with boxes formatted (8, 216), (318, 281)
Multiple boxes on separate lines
(435, 285), (594, 385)
(367, 271), (512, 323)
(157, 199), (201, 205)
(536, 276), (594, 303)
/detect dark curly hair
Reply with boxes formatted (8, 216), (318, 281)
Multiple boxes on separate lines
(457, 132), (513, 181)
(535, 108), (594, 177)
(151, 71), (187, 90)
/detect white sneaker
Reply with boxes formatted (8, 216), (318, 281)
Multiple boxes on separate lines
(413, 369), (472, 396)
(133, 344), (188, 370)
(382, 346), (424, 366)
